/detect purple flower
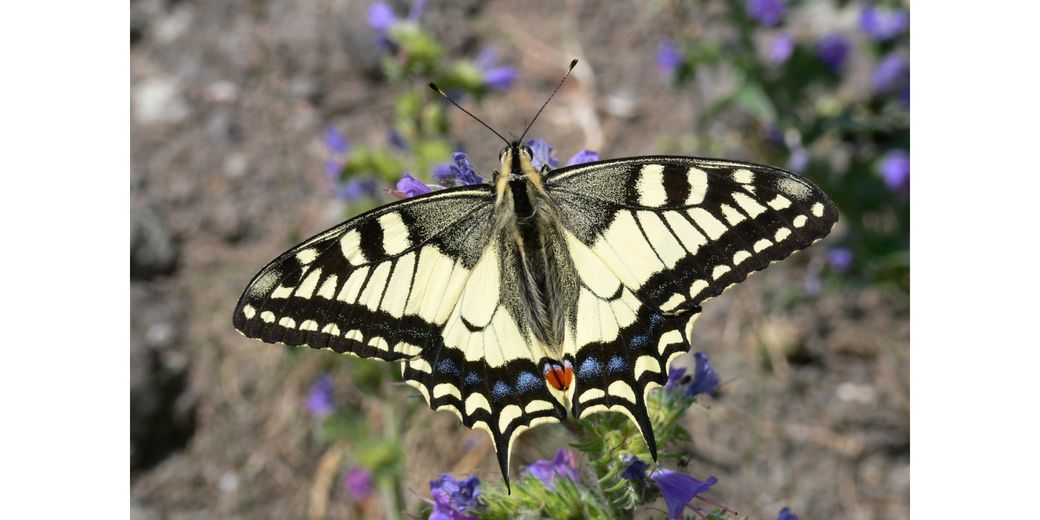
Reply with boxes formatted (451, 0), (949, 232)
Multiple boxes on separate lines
(747, 0), (786, 27)
(657, 39), (682, 76)
(343, 467), (374, 501)
(526, 448), (580, 485)
(650, 470), (718, 520)
(860, 6), (909, 42)
(873, 53), (909, 92)
(664, 353), (719, 398)
(324, 126), (349, 154)
(566, 150), (600, 166)
(388, 129), (409, 151)
(879, 149), (909, 191)
(429, 474), (480, 520)
(620, 456), (650, 482)
(787, 147), (809, 173)
(335, 178), (379, 201)
(687, 352), (720, 397)
(827, 247), (854, 273)
(395, 173), (433, 198)
(777, 506), (800, 520)
(476, 49), (517, 91)
(304, 375), (335, 418)
(817, 34), (851, 71)
(769, 34), (795, 65)
(433, 152), (484, 185)
(526, 138), (559, 171)
(407, 0), (428, 21)
(366, 2), (396, 33)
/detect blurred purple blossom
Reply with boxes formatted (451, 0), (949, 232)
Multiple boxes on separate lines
(476, 49), (517, 91)
(860, 6), (909, 41)
(335, 178), (380, 201)
(429, 474), (480, 520)
(388, 129), (409, 151)
(650, 470), (718, 520)
(366, 2), (396, 33)
(880, 149), (909, 191)
(526, 448), (580, 486)
(787, 147), (809, 173)
(324, 126), (349, 154)
(827, 247), (854, 273)
(657, 39), (682, 76)
(526, 138), (559, 170)
(343, 467), (374, 501)
(304, 375), (335, 418)
(817, 34), (851, 71)
(769, 34), (795, 64)
(777, 506), (800, 520)
(395, 173), (433, 198)
(407, 0), (428, 21)
(566, 150), (600, 166)
(620, 456), (650, 482)
(873, 53), (909, 92)
(432, 152), (484, 186)
(747, 0), (787, 27)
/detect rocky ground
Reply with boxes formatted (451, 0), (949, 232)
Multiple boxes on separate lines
(130, 1), (909, 518)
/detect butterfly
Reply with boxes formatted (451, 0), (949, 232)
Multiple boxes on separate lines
(232, 60), (837, 488)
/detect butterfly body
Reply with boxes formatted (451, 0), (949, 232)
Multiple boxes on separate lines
(234, 141), (837, 486)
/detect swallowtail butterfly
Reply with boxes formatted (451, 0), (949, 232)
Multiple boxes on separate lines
(233, 60), (837, 487)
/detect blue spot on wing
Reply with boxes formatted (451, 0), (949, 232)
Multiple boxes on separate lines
(464, 372), (482, 385)
(629, 334), (649, 349)
(491, 381), (512, 401)
(607, 356), (626, 373)
(579, 357), (602, 377)
(516, 372), (540, 392)
(437, 359), (460, 376)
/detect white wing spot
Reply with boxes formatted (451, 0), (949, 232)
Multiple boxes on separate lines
(811, 202), (825, 217)
(793, 215), (808, 228)
(294, 268), (323, 299)
(767, 195), (792, 210)
(733, 250), (752, 265)
(345, 329), (364, 342)
(579, 388), (605, 404)
(465, 393), (492, 415)
(378, 212), (412, 256)
(686, 167), (708, 205)
(712, 265), (731, 279)
(410, 358), (433, 374)
(732, 168), (754, 184)
(296, 248), (318, 265)
(433, 383), (462, 400)
(636, 164), (668, 207)
(278, 316), (296, 328)
(242, 305), (256, 319)
(719, 203), (745, 225)
(367, 336), (389, 351)
(260, 311), (275, 323)
(775, 227), (792, 241)
(299, 320), (318, 331)
(689, 280), (709, 299)
(660, 293), (686, 312)
(340, 229), (367, 266)
(270, 285), (294, 299)
(607, 381), (637, 403)
(753, 238), (773, 252)
(321, 323), (340, 336)
(498, 404), (523, 432)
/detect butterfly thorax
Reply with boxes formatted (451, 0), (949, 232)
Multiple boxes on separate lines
(493, 144), (579, 378)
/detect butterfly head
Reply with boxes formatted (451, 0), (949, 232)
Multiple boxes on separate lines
(495, 141), (545, 204)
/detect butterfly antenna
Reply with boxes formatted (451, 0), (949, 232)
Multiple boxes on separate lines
(428, 83), (510, 146)
(518, 59), (578, 143)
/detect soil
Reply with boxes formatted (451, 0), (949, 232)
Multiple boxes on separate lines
(130, 1), (909, 518)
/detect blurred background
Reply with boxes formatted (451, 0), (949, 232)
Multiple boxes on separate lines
(130, 0), (908, 518)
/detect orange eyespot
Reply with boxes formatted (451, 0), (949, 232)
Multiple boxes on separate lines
(545, 365), (573, 391)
